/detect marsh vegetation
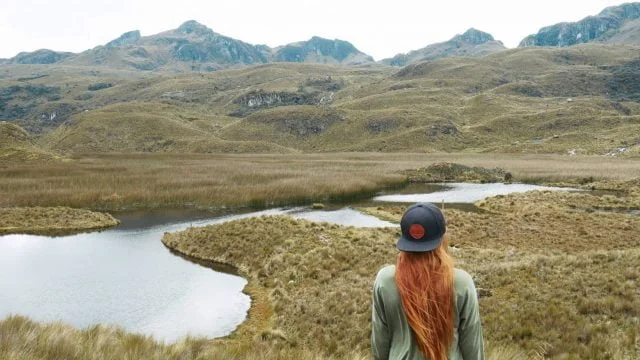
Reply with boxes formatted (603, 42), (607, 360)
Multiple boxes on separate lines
(1, 156), (639, 359)
(1, 153), (638, 211)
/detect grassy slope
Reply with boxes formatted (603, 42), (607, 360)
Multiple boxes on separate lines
(2, 45), (640, 154)
(0, 122), (59, 162)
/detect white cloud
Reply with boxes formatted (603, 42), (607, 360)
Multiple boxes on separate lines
(0, 0), (629, 60)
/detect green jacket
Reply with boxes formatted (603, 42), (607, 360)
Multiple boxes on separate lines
(372, 266), (485, 360)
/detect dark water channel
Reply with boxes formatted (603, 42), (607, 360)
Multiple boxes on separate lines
(0, 182), (574, 342)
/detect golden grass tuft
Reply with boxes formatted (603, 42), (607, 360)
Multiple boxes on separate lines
(0, 206), (119, 235)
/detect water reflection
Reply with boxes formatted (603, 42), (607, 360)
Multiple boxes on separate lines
(0, 223), (251, 342)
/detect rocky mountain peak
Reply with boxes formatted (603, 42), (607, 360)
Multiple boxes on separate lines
(177, 20), (213, 36)
(519, 2), (640, 47)
(10, 49), (73, 64)
(456, 28), (495, 44)
(106, 30), (141, 47)
(274, 36), (372, 64)
(380, 28), (504, 66)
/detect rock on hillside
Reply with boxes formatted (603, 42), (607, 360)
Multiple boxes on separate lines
(273, 36), (374, 65)
(105, 30), (142, 47)
(5, 49), (74, 64)
(519, 2), (640, 47)
(381, 28), (506, 66)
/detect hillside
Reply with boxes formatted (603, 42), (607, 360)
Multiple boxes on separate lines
(381, 28), (506, 66)
(2, 44), (640, 155)
(0, 121), (59, 162)
(520, 2), (640, 47)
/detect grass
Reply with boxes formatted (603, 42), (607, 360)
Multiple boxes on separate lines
(0, 122), (59, 163)
(1, 153), (640, 210)
(0, 315), (370, 360)
(1, 159), (639, 358)
(0, 206), (119, 235)
(159, 179), (640, 359)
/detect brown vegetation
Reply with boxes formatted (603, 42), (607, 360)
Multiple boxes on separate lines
(1, 153), (639, 211)
(3, 45), (640, 155)
(0, 207), (119, 235)
(159, 179), (640, 359)
(0, 122), (60, 163)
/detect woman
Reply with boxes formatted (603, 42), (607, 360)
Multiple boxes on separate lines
(372, 202), (484, 360)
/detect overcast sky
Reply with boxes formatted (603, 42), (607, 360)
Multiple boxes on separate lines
(0, 0), (630, 60)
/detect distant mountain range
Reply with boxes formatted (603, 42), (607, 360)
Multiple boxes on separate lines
(0, 20), (373, 71)
(380, 28), (506, 66)
(1, 2), (640, 71)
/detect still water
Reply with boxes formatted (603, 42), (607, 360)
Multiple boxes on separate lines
(0, 207), (394, 342)
(0, 182), (573, 342)
(374, 182), (576, 203)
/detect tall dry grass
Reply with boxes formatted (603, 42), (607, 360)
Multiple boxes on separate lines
(1, 153), (639, 210)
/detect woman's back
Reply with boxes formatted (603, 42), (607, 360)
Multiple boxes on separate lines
(372, 265), (484, 360)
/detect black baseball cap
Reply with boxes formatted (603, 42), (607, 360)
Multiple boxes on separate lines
(397, 203), (446, 252)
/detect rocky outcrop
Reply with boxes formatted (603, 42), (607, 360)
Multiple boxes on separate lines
(106, 30), (141, 47)
(8, 49), (73, 64)
(246, 107), (344, 137)
(274, 36), (374, 65)
(231, 90), (323, 117)
(381, 28), (506, 66)
(519, 2), (640, 47)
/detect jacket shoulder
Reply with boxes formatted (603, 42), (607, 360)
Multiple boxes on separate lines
(374, 265), (396, 288)
(454, 268), (476, 294)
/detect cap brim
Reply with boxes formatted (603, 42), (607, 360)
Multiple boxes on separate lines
(396, 234), (442, 252)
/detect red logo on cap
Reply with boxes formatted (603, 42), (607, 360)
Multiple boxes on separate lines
(409, 224), (425, 239)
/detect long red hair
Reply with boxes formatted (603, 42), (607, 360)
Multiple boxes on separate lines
(395, 238), (454, 360)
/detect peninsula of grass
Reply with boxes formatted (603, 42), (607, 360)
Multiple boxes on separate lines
(158, 179), (640, 359)
(0, 207), (119, 235)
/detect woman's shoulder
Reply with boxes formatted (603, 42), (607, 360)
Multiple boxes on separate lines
(453, 268), (477, 296)
(374, 265), (396, 287)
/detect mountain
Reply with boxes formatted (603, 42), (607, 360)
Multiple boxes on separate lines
(2, 49), (74, 65)
(381, 29), (506, 66)
(63, 20), (269, 71)
(3, 21), (374, 72)
(273, 36), (373, 65)
(519, 2), (640, 47)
